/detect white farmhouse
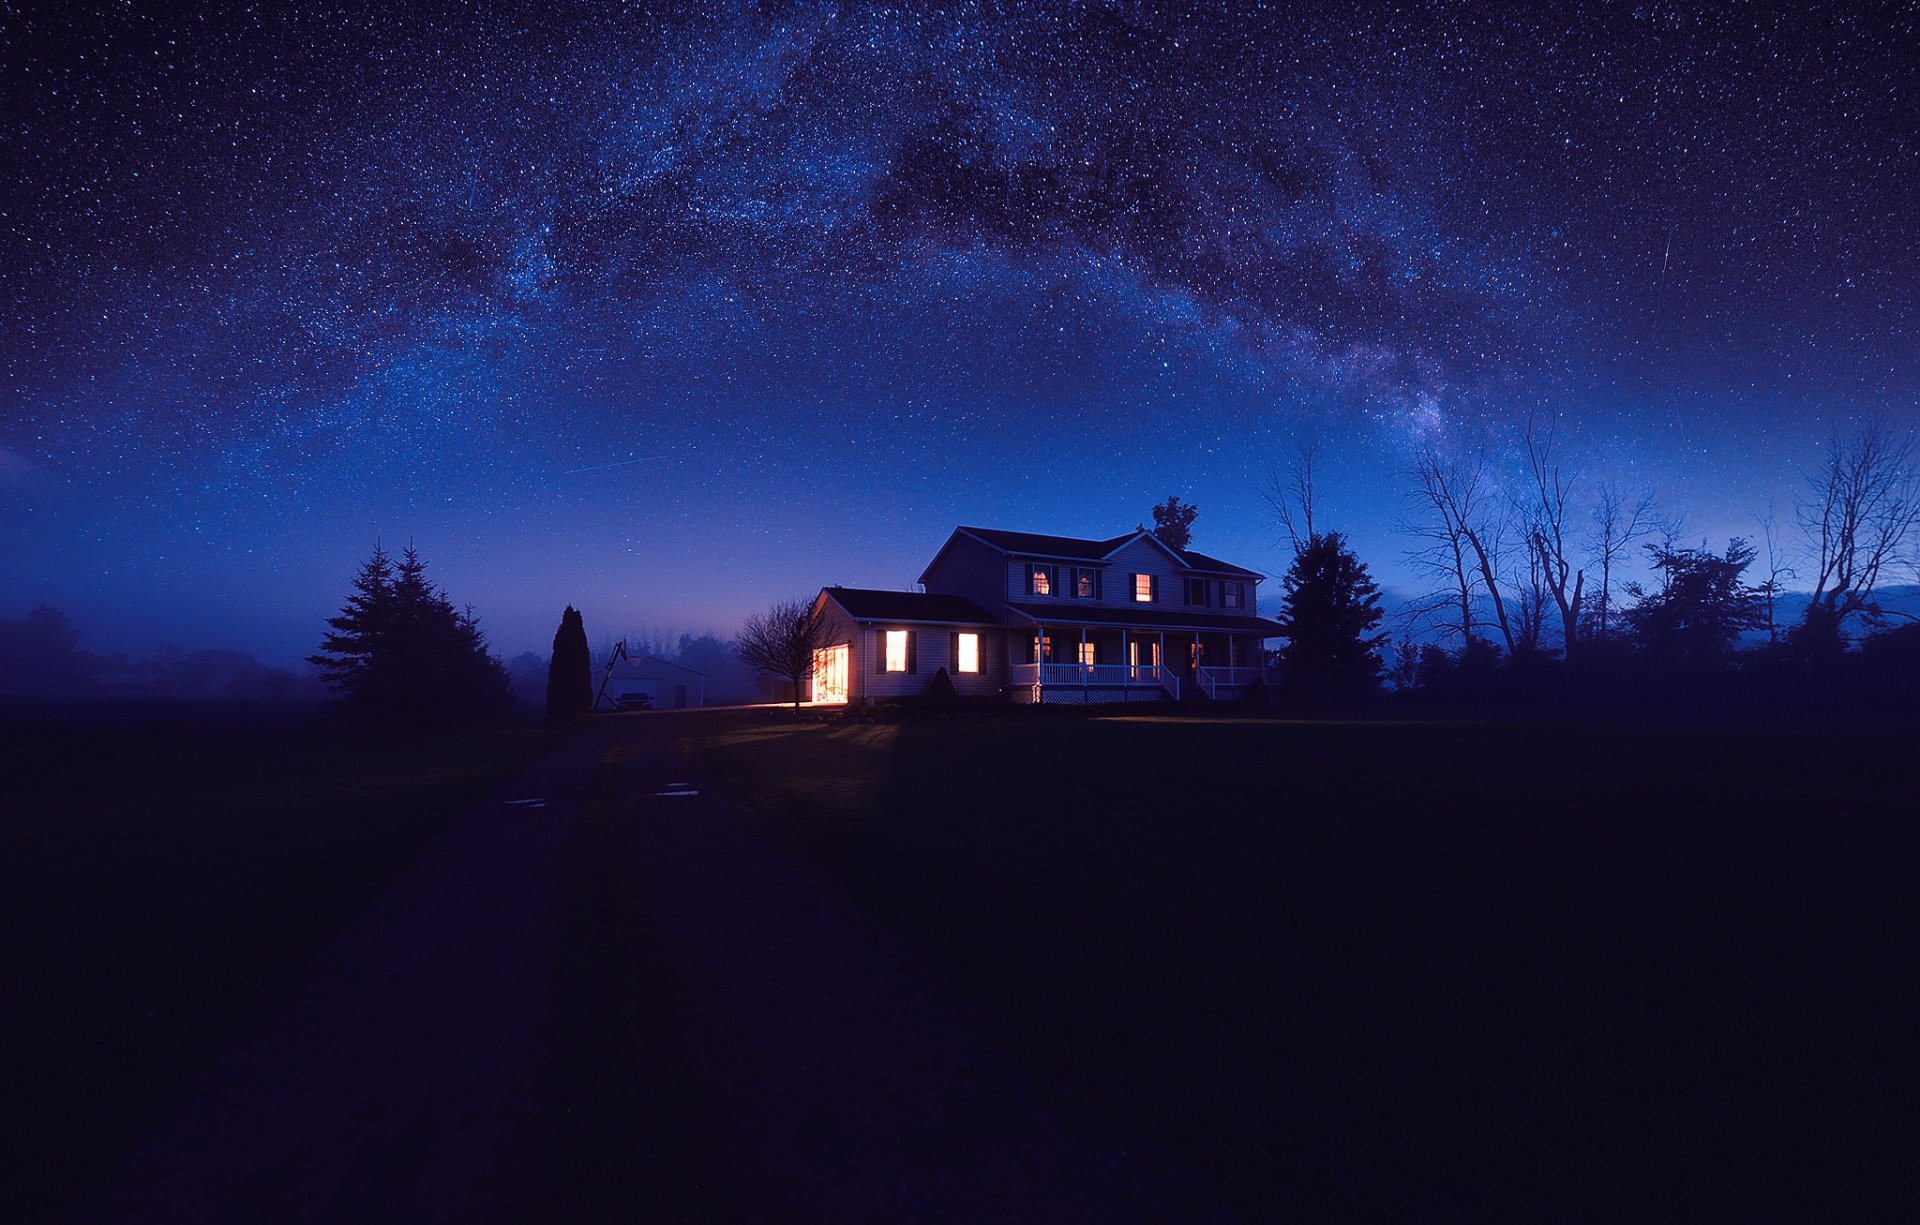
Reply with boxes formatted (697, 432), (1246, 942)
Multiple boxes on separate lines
(810, 526), (1283, 705)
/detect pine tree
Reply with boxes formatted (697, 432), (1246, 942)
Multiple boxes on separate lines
(546, 606), (592, 720)
(310, 543), (510, 723)
(1275, 531), (1387, 697)
(307, 544), (398, 708)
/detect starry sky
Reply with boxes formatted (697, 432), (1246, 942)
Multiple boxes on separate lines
(4, 1), (1915, 666)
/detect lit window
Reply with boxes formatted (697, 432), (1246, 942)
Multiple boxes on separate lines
(956, 632), (979, 673)
(1032, 634), (1051, 662)
(885, 630), (907, 672)
(1133, 573), (1154, 602)
(1031, 565), (1053, 596)
(1076, 568), (1096, 598)
(1078, 641), (1096, 666)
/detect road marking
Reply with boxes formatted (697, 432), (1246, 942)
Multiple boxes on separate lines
(503, 798), (547, 808)
(655, 789), (700, 797)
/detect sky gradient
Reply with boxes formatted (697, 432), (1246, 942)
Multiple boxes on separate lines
(5, 1), (1915, 666)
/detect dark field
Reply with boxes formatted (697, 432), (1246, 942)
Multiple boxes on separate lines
(685, 711), (1916, 1222)
(0, 708), (566, 1224)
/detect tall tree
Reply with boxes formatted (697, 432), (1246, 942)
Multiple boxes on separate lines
(737, 597), (830, 709)
(1624, 538), (1765, 668)
(309, 544), (510, 723)
(1587, 482), (1660, 646)
(1797, 420), (1920, 646)
(1264, 440), (1319, 555)
(546, 606), (592, 720)
(1410, 447), (1517, 654)
(1517, 419), (1584, 657)
(1146, 496), (1199, 551)
(1274, 532), (1387, 696)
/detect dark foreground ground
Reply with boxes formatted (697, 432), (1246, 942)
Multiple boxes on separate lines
(4, 704), (1914, 1221)
(683, 710), (1918, 1221)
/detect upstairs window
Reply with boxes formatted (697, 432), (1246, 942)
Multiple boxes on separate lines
(1075, 568), (1098, 599)
(1186, 577), (1210, 606)
(1223, 582), (1244, 609)
(1029, 564), (1057, 596)
(1133, 573), (1156, 603)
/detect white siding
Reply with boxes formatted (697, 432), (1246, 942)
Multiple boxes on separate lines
(920, 533), (1009, 615)
(857, 623), (1001, 701)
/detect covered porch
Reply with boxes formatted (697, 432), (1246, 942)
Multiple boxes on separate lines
(1006, 617), (1280, 704)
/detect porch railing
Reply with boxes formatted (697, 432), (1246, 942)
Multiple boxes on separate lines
(1009, 662), (1178, 698)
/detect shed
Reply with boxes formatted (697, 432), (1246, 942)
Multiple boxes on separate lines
(596, 654), (705, 710)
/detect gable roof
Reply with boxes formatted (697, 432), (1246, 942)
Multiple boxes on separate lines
(818, 588), (1002, 625)
(947, 525), (1264, 578)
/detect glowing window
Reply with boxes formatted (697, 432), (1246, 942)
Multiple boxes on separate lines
(956, 632), (979, 673)
(1133, 573), (1153, 602)
(885, 630), (908, 672)
(1078, 641), (1096, 666)
(1076, 568), (1096, 598)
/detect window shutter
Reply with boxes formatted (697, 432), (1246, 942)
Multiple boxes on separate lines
(950, 631), (958, 669)
(1149, 574), (1159, 602)
(906, 630), (917, 674)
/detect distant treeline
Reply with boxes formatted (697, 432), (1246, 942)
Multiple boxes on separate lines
(0, 605), (322, 704)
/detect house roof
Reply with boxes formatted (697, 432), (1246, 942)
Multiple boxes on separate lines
(949, 526), (1263, 578)
(819, 588), (1003, 625)
(1003, 601), (1285, 636)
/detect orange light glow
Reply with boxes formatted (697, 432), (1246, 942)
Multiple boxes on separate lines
(811, 644), (849, 703)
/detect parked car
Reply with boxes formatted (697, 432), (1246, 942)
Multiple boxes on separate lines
(615, 692), (653, 711)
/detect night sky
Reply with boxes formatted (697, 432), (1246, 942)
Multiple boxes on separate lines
(5, 2), (1915, 666)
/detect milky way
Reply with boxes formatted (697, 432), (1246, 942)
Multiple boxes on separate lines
(3, 2), (1914, 662)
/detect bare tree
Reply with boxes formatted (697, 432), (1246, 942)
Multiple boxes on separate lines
(1587, 482), (1659, 646)
(1516, 419), (1585, 658)
(1409, 447), (1518, 654)
(1797, 421), (1920, 639)
(1264, 440), (1320, 556)
(736, 597), (829, 709)
(1754, 500), (1796, 645)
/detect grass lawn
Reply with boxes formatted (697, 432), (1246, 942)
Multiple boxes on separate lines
(0, 707), (568, 1224)
(685, 709), (1914, 1222)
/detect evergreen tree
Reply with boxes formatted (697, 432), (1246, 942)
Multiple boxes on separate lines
(309, 543), (511, 723)
(1274, 531), (1387, 696)
(546, 606), (593, 719)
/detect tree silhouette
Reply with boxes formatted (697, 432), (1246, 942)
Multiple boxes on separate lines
(546, 606), (592, 720)
(309, 544), (510, 723)
(1624, 538), (1765, 669)
(1146, 496), (1199, 550)
(1275, 532), (1386, 697)
(737, 598), (829, 709)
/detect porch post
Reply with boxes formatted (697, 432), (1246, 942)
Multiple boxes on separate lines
(1037, 623), (1045, 702)
(1080, 626), (1089, 701)
(1122, 629), (1130, 698)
